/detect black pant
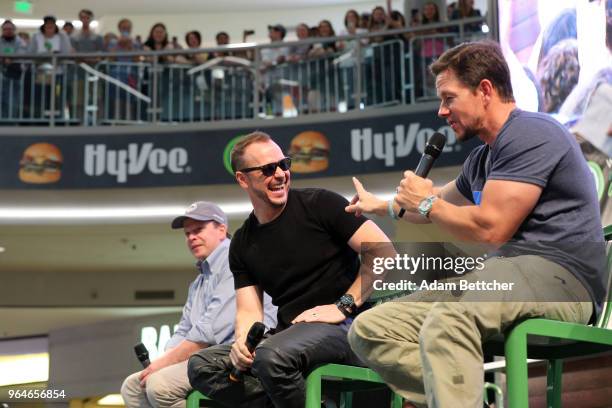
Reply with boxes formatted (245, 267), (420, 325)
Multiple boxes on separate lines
(188, 322), (361, 408)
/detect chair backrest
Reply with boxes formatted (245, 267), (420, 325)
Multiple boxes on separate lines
(597, 225), (612, 329)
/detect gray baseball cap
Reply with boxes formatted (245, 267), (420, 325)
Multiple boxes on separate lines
(171, 201), (228, 229)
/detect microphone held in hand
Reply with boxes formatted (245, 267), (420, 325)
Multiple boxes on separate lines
(397, 132), (447, 218)
(229, 322), (266, 383)
(134, 343), (151, 368)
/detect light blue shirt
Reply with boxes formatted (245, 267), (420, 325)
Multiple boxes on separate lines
(166, 239), (277, 349)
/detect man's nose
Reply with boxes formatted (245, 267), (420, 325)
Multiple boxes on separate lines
(438, 103), (450, 118)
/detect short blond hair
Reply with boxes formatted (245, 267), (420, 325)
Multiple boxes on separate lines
(230, 131), (272, 172)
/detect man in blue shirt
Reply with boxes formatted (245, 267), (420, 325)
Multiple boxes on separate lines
(121, 201), (276, 408)
(346, 41), (605, 407)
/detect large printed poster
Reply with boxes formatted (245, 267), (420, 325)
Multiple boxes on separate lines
(498, 0), (612, 222)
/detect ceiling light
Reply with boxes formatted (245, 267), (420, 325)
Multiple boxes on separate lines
(0, 353), (49, 386)
(0, 203), (252, 223)
(7, 18), (98, 29)
(97, 394), (125, 406)
(0, 192), (394, 223)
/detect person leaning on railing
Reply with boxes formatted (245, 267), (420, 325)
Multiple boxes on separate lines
(0, 19), (27, 119)
(142, 22), (177, 63)
(307, 20), (338, 58)
(305, 20), (339, 113)
(28, 15), (73, 54)
(286, 23), (311, 63)
(450, 0), (483, 33)
(336, 9), (368, 51)
(27, 16), (73, 120)
(368, 5), (390, 44)
(176, 31), (207, 65)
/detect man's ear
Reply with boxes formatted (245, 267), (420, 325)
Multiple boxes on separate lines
(478, 79), (494, 105)
(236, 171), (249, 189)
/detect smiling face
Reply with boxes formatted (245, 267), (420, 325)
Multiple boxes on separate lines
(346, 10), (359, 29)
(436, 68), (484, 142)
(187, 33), (200, 48)
(318, 21), (333, 37)
(237, 140), (290, 211)
(183, 218), (226, 260)
(372, 7), (386, 24)
(152, 25), (166, 44)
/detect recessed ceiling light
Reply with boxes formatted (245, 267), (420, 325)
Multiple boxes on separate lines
(0, 247), (5, 253)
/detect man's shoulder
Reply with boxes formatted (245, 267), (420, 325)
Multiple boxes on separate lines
(507, 110), (570, 138)
(291, 187), (343, 202)
(499, 110), (574, 153)
(231, 213), (255, 242)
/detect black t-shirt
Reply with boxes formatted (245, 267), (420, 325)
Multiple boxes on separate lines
(230, 188), (368, 330)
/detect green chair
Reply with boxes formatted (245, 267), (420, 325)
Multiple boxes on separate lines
(187, 366), (403, 408)
(483, 382), (504, 408)
(305, 363), (404, 408)
(186, 390), (223, 408)
(484, 225), (612, 407)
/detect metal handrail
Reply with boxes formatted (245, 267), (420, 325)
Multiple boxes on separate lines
(78, 63), (151, 103)
(0, 18), (489, 126)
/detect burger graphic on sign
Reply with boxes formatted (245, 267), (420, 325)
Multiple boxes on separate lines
(19, 143), (63, 184)
(288, 131), (330, 173)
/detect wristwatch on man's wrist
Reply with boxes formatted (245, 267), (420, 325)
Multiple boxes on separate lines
(417, 195), (438, 218)
(335, 293), (356, 318)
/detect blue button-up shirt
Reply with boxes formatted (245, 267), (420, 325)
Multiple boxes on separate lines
(166, 239), (277, 349)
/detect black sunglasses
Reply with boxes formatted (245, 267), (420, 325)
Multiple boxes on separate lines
(239, 157), (292, 177)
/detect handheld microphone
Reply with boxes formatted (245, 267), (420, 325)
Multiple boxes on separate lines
(134, 343), (151, 368)
(397, 132), (447, 218)
(229, 322), (266, 383)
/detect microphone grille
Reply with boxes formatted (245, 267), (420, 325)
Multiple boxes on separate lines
(248, 322), (266, 339)
(134, 343), (148, 357)
(425, 132), (447, 158)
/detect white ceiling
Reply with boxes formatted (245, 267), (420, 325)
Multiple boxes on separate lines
(1, 0), (378, 19)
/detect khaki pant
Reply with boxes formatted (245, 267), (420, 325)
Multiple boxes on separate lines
(121, 360), (191, 408)
(348, 255), (593, 408)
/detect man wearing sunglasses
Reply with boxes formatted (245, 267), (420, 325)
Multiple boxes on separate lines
(188, 131), (392, 407)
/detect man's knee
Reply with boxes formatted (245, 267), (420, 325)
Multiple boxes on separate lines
(187, 345), (233, 396)
(418, 303), (468, 353)
(144, 372), (165, 405)
(251, 345), (293, 381)
(347, 315), (367, 356)
(347, 306), (387, 356)
(121, 372), (142, 402)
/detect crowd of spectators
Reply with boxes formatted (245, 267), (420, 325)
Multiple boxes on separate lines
(0, 1), (485, 121)
(1, 1), (483, 65)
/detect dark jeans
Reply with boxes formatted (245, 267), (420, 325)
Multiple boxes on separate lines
(188, 322), (360, 408)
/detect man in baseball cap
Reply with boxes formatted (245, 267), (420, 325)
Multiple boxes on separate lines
(171, 201), (229, 235)
(267, 24), (286, 39)
(122, 201), (276, 408)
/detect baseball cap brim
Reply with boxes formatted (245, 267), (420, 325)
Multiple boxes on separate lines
(171, 214), (216, 229)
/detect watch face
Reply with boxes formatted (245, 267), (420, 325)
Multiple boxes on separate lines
(418, 199), (430, 213)
(341, 294), (355, 306)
